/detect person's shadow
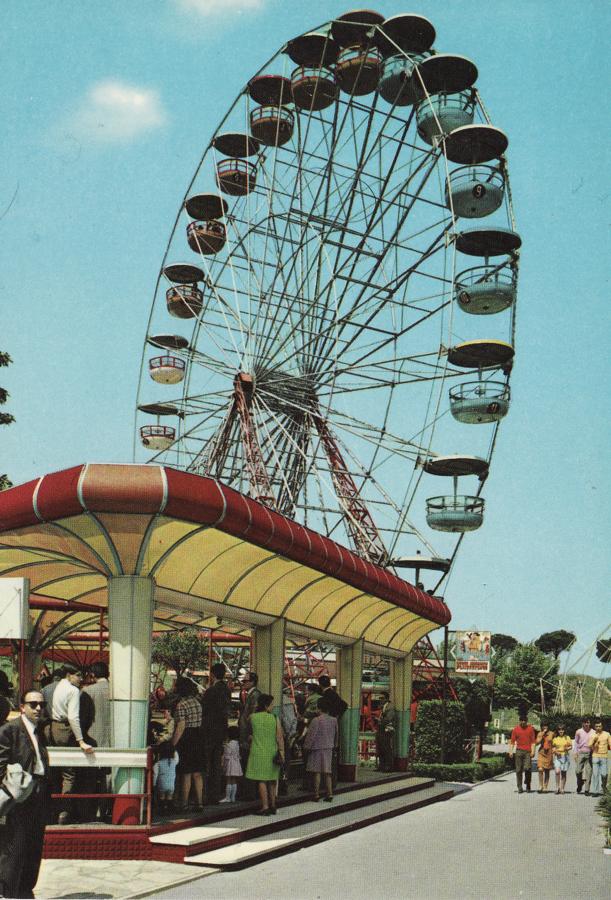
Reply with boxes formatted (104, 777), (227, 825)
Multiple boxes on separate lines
(54, 894), (113, 899)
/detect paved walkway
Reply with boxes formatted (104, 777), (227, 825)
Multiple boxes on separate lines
(35, 772), (609, 899)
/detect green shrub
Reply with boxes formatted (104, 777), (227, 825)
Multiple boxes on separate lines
(412, 754), (510, 783)
(597, 788), (611, 849)
(414, 700), (467, 763)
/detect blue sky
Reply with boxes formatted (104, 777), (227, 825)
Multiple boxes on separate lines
(2, 1), (609, 676)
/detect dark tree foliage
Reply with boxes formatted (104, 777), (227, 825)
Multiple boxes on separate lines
(414, 699), (467, 763)
(151, 628), (208, 676)
(534, 630), (576, 659)
(491, 634), (518, 654)
(596, 639), (611, 664)
(453, 678), (492, 732)
(540, 713), (610, 735)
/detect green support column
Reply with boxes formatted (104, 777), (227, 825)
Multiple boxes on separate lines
(252, 618), (286, 717)
(108, 575), (154, 797)
(336, 639), (364, 782)
(391, 652), (413, 771)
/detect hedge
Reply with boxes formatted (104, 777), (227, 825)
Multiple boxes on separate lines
(412, 754), (511, 783)
(414, 700), (466, 763)
(597, 788), (611, 849)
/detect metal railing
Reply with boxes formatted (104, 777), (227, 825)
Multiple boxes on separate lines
(47, 747), (154, 827)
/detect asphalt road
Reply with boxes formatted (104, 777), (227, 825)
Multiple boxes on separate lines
(148, 770), (609, 900)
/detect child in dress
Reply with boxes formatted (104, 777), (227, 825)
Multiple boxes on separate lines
(153, 738), (179, 813)
(220, 725), (243, 802)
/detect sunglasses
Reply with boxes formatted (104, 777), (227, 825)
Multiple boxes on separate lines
(25, 701), (46, 709)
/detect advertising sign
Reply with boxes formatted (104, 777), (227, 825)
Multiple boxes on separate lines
(454, 630), (491, 674)
(0, 578), (30, 639)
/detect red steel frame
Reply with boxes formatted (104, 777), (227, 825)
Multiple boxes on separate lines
(312, 413), (388, 566)
(234, 373), (275, 506)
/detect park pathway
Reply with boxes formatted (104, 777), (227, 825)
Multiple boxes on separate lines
(146, 771), (609, 900)
(36, 771), (609, 899)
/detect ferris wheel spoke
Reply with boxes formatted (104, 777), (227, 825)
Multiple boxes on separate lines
(252, 397), (304, 516)
(246, 96), (348, 367)
(308, 159), (446, 365)
(327, 425), (439, 556)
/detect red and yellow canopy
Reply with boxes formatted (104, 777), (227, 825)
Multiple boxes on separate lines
(0, 465), (450, 655)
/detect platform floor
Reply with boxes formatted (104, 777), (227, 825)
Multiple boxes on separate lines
(35, 771), (610, 900)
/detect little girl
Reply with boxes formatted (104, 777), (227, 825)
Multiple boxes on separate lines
(220, 725), (242, 803)
(153, 738), (179, 813)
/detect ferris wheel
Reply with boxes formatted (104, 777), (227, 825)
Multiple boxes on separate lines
(135, 9), (520, 579)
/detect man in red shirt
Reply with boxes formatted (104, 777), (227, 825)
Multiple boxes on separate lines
(509, 716), (537, 793)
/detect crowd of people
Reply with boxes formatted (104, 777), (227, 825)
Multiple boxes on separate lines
(1, 664), (609, 899)
(1, 661), (352, 828)
(148, 668), (348, 815)
(509, 715), (610, 795)
(0, 662), (351, 896)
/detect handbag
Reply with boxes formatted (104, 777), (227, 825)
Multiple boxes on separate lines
(273, 750), (284, 766)
(0, 763), (34, 815)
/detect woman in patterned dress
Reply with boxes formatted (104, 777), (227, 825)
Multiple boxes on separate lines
(171, 677), (205, 810)
(536, 723), (554, 793)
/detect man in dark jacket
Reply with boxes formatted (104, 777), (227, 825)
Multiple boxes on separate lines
(318, 676), (347, 788)
(237, 671), (261, 799)
(201, 663), (231, 804)
(0, 690), (50, 898)
(318, 675), (348, 719)
(375, 692), (396, 772)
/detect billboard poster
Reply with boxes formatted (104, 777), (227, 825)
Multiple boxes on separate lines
(454, 630), (491, 674)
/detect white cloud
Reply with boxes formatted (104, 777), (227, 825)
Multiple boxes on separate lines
(66, 80), (167, 144)
(176, 0), (265, 17)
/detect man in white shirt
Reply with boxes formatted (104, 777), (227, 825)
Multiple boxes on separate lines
(45, 667), (93, 823)
(0, 690), (50, 898)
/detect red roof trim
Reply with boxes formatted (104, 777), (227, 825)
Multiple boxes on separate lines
(0, 465), (451, 627)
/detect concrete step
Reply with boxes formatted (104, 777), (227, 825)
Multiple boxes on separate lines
(150, 776), (436, 859)
(184, 784), (452, 869)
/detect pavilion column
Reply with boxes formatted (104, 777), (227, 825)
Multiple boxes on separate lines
(108, 575), (154, 794)
(21, 647), (42, 693)
(390, 652), (413, 771)
(252, 617), (286, 717)
(336, 638), (364, 782)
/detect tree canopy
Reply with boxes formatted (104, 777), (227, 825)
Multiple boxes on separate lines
(493, 643), (558, 712)
(151, 628), (208, 676)
(534, 630), (576, 659)
(491, 633), (518, 654)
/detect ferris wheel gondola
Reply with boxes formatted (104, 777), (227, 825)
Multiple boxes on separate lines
(135, 8), (521, 581)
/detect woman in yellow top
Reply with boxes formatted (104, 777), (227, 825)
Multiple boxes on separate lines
(536, 724), (554, 793)
(552, 724), (572, 794)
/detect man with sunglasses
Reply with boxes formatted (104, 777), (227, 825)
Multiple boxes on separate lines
(0, 690), (50, 898)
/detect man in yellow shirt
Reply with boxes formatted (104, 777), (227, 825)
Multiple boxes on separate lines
(588, 721), (610, 796)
